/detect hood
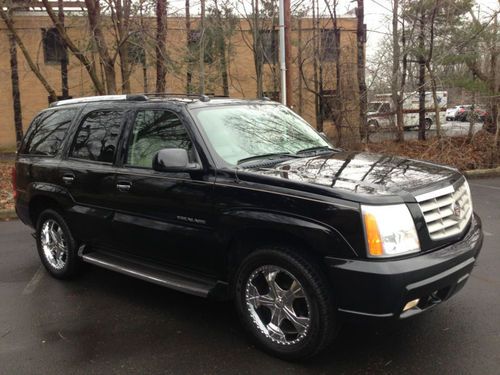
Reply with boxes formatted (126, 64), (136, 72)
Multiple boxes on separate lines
(247, 151), (460, 199)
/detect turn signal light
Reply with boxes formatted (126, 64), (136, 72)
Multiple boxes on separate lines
(403, 299), (420, 312)
(364, 212), (383, 256)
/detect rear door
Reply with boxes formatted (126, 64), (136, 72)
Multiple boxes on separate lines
(108, 108), (217, 275)
(58, 106), (128, 246)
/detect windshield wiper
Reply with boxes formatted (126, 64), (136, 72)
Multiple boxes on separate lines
(296, 146), (339, 155)
(237, 152), (298, 165)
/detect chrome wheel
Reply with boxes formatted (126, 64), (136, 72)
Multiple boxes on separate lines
(40, 219), (68, 270)
(245, 265), (311, 346)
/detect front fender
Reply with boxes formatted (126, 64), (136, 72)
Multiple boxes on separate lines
(218, 208), (358, 259)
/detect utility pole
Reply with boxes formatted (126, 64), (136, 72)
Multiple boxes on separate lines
(284, 0), (292, 108)
(58, 0), (69, 99)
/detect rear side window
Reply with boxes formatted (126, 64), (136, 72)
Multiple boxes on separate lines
(70, 110), (124, 163)
(24, 109), (76, 155)
(126, 110), (194, 168)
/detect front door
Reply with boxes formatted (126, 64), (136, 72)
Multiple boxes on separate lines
(109, 109), (217, 276)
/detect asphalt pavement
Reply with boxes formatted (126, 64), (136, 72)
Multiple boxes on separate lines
(369, 121), (484, 142)
(0, 178), (499, 374)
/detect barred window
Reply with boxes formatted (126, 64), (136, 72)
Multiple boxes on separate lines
(42, 28), (67, 64)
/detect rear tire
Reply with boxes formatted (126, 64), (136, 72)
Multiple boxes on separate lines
(233, 247), (337, 360)
(368, 120), (379, 132)
(424, 118), (432, 130)
(36, 209), (81, 279)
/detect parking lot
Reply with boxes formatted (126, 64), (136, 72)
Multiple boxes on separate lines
(370, 121), (484, 142)
(0, 178), (499, 374)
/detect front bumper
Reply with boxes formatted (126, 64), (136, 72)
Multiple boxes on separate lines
(325, 214), (483, 318)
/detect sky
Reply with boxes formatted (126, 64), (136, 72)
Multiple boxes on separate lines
(361, 0), (499, 58)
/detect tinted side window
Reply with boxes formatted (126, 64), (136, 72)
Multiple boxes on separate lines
(126, 110), (193, 168)
(24, 109), (76, 155)
(70, 110), (124, 163)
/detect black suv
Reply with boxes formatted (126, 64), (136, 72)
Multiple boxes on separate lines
(14, 95), (483, 359)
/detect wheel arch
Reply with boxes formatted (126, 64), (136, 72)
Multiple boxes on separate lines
(221, 210), (357, 283)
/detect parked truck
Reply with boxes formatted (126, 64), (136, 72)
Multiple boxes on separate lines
(367, 91), (448, 131)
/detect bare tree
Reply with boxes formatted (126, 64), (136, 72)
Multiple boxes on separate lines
(0, 4), (58, 102)
(42, 0), (106, 94)
(156, 0), (167, 92)
(391, 0), (404, 142)
(356, 0), (368, 142)
(199, 0), (206, 94)
(111, 0), (133, 93)
(85, 0), (117, 94)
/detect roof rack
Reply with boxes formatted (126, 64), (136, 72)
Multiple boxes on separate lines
(50, 93), (230, 107)
(50, 94), (147, 107)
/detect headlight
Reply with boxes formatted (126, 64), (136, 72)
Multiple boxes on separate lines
(361, 204), (420, 257)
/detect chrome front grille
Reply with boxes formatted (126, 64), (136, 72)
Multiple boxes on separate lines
(416, 181), (473, 241)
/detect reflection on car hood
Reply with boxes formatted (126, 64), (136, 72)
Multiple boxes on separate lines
(247, 151), (458, 196)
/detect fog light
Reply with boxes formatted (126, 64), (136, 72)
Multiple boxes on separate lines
(403, 299), (420, 311)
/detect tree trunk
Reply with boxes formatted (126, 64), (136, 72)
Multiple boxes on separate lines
(468, 83), (476, 140)
(57, 0), (69, 98)
(156, 0), (167, 93)
(252, 0), (263, 97)
(426, 63), (441, 139)
(284, 0), (292, 107)
(0, 7), (58, 102)
(42, 0), (105, 94)
(311, 0), (320, 129)
(297, 18), (303, 115)
(139, 2), (148, 92)
(425, 2), (440, 139)
(391, 0), (404, 142)
(114, 0), (132, 93)
(332, 4), (341, 146)
(186, 0), (192, 93)
(85, 0), (117, 94)
(356, 1), (367, 143)
(199, 0), (206, 95)
(8, 32), (23, 148)
(417, 10), (426, 141)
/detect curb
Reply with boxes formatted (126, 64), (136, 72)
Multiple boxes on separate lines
(464, 166), (500, 179)
(0, 209), (17, 220)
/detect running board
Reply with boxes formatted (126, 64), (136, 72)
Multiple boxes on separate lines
(82, 251), (217, 298)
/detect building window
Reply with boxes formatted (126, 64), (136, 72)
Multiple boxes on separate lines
(320, 29), (337, 62)
(42, 28), (67, 64)
(260, 29), (278, 65)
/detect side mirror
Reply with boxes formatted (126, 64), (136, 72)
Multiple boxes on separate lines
(152, 148), (201, 172)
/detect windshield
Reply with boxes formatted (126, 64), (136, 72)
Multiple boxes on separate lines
(367, 102), (382, 112)
(193, 104), (331, 165)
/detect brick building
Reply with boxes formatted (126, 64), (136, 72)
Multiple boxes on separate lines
(0, 10), (360, 149)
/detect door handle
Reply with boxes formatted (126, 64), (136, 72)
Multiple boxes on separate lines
(62, 174), (75, 184)
(116, 182), (132, 192)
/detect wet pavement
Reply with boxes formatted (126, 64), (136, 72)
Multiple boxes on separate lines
(369, 121), (484, 142)
(0, 178), (499, 374)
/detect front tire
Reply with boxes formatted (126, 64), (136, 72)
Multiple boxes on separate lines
(36, 209), (81, 279)
(234, 247), (337, 360)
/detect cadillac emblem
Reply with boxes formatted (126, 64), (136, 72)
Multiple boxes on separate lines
(452, 202), (462, 220)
